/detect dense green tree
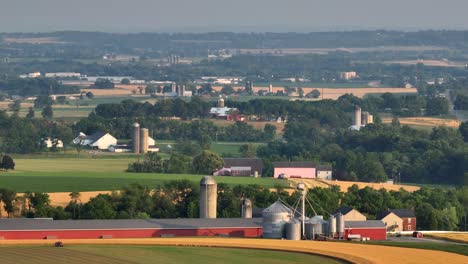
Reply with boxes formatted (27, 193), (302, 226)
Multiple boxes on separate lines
(0, 155), (15, 171)
(192, 150), (224, 174)
(93, 78), (115, 89)
(26, 107), (35, 119)
(41, 104), (53, 119)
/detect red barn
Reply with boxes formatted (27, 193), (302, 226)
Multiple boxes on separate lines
(344, 220), (387, 241)
(0, 218), (262, 240)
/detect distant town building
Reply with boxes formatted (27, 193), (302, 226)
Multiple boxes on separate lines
(340, 71), (357, 80)
(45, 72), (81, 78)
(40, 138), (64, 149)
(19, 72), (41, 78)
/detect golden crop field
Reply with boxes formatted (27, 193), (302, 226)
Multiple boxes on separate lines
(382, 117), (461, 128)
(291, 179), (420, 193)
(1, 238), (466, 264)
(212, 86), (417, 100)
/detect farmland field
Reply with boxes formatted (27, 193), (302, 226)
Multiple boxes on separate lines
(381, 117), (461, 128)
(2, 238), (467, 264)
(0, 245), (345, 264)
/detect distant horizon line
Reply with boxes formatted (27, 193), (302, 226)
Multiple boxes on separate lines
(1, 25), (468, 34)
(2, 28), (468, 35)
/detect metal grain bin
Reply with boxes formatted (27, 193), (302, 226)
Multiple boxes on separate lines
(262, 200), (292, 239)
(336, 213), (345, 238)
(328, 215), (336, 238)
(285, 219), (301, 240)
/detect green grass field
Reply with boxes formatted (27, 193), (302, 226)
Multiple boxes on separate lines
(0, 245), (345, 264)
(365, 241), (468, 256)
(1, 158), (286, 193)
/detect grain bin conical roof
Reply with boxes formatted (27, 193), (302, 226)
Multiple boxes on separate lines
(262, 200), (292, 214)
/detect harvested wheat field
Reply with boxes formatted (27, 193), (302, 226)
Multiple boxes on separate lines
(382, 117), (461, 128)
(213, 86), (416, 100)
(385, 60), (467, 68)
(290, 179), (420, 193)
(3, 37), (65, 44)
(428, 233), (468, 243)
(79, 88), (133, 96)
(1, 238), (466, 264)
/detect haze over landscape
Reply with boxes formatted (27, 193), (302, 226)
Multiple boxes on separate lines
(1, 0), (468, 32)
(0, 1), (467, 263)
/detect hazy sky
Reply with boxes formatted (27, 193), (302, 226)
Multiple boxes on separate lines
(1, 0), (467, 32)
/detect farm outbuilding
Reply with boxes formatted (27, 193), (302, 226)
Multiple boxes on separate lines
(0, 218), (262, 240)
(273, 161), (316, 179)
(332, 206), (367, 222)
(344, 220), (387, 241)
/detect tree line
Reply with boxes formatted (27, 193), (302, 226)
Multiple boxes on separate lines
(1, 182), (466, 231)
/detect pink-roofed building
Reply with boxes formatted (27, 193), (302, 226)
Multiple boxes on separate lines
(273, 161), (316, 179)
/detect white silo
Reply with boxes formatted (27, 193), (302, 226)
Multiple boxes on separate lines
(200, 176), (217, 219)
(336, 213), (345, 239)
(132, 123), (140, 154)
(241, 198), (252, 218)
(329, 215), (336, 238)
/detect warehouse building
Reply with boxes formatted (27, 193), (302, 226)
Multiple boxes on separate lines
(0, 218), (262, 240)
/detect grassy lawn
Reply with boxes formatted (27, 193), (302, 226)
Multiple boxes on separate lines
(0, 245), (346, 264)
(1, 158), (286, 192)
(0, 172), (286, 193)
(365, 241), (468, 256)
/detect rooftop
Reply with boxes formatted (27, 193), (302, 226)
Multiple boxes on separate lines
(273, 161), (316, 168)
(0, 218), (262, 231)
(344, 220), (385, 228)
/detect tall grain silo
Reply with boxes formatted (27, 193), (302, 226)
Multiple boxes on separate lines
(241, 198), (252, 218)
(361, 111), (369, 125)
(328, 215), (336, 238)
(217, 97), (225, 108)
(139, 128), (149, 154)
(200, 176), (217, 219)
(354, 106), (362, 127)
(132, 123), (140, 154)
(336, 213), (345, 239)
(262, 200), (292, 239)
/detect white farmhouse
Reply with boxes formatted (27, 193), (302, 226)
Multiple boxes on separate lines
(73, 131), (117, 150)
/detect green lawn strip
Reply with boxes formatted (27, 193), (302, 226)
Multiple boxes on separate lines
(364, 241), (468, 256)
(0, 172), (287, 193)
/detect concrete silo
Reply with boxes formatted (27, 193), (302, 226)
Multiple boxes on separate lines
(139, 128), (149, 154)
(262, 200), (292, 239)
(217, 97), (225, 108)
(354, 106), (362, 127)
(199, 176), (217, 219)
(132, 123), (140, 154)
(241, 198), (252, 218)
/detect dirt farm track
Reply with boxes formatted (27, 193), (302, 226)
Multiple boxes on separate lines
(1, 238), (466, 264)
